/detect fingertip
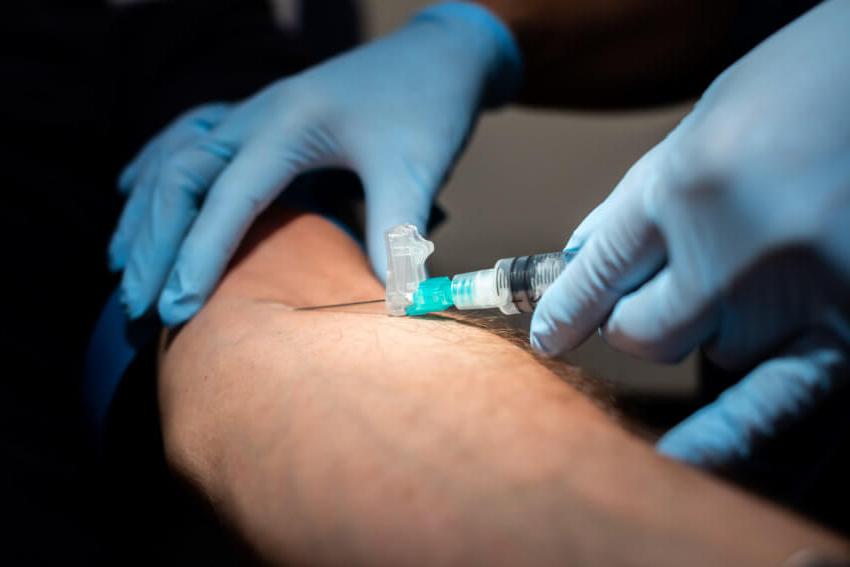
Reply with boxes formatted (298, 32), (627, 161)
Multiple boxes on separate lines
(120, 235), (164, 321)
(655, 433), (704, 466)
(157, 258), (215, 326)
(117, 165), (136, 195)
(118, 285), (130, 313)
(656, 426), (738, 469)
(529, 330), (555, 358)
(120, 280), (149, 320)
(108, 254), (124, 273)
(529, 273), (591, 355)
(159, 300), (199, 327)
(108, 232), (129, 272)
(529, 304), (577, 357)
(529, 313), (555, 355)
(108, 249), (124, 273)
(158, 283), (202, 327)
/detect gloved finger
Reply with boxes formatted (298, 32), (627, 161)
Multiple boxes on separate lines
(362, 164), (435, 282)
(109, 108), (235, 271)
(601, 267), (719, 362)
(185, 102), (232, 132)
(118, 134), (164, 195)
(156, 138), (312, 325)
(112, 105), (234, 270)
(109, 163), (159, 271)
(530, 162), (667, 356)
(117, 103), (231, 194)
(657, 331), (850, 469)
(121, 137), (235, 319)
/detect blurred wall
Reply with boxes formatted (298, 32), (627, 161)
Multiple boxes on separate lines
(287, 0), (698, 396)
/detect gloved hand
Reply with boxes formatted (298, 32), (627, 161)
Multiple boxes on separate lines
(531, 0), (850, 467)
(110, 2), (521, 325)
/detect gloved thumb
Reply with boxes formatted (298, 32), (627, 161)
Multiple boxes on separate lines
(363, 165), (435, 283)
(530, 175), (665, 356)
(530, 141), (679, 356)
(657, 330), (850, 469)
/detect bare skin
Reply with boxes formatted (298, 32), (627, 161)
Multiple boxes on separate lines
(158, 207), (849, 566)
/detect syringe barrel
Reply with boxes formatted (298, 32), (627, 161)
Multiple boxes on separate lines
(448, 251), (571, 314)
(495, 252), (568, 314)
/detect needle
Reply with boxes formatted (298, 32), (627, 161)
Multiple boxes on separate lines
(295, 299), (385, 311)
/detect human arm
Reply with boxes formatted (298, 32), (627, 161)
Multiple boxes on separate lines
(157, 206), (849, 566)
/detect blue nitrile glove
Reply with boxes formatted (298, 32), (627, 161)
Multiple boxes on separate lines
(657, 329), (850, 468)
(110, 2), (522, 325)
(531, 0), (850, 466)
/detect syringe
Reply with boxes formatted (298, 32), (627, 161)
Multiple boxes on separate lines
(405, 251), (575, 316)
(383, 224), (575, 317)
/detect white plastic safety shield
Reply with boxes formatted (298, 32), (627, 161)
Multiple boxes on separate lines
(384, 224), (434, 316)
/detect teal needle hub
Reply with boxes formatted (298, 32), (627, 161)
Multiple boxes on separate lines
(405, 277), (454, 316)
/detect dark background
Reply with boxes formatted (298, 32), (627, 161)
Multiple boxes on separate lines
(0, 0), (357, 562)
(1, 0), (844, 563)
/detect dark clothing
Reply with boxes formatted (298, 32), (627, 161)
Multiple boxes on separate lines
(0, 1), (356, 562)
